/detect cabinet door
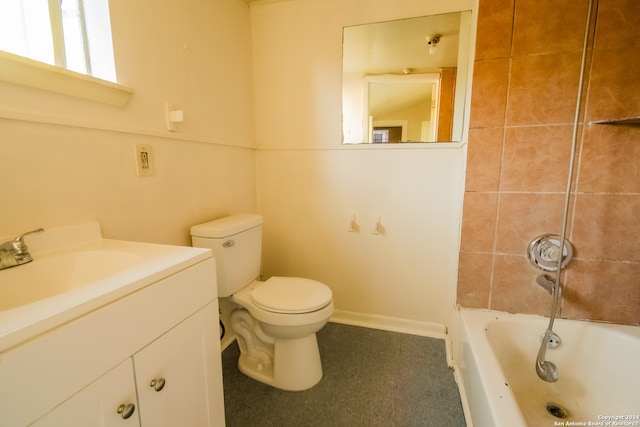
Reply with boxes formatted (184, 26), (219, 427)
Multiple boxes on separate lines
(134, 302), (224, 427)
(31, 358), (140, 427)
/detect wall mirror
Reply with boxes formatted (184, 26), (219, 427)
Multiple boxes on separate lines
(342, 11), (472, 144)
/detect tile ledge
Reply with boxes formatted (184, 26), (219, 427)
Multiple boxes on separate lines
(589, 116), (640, 126)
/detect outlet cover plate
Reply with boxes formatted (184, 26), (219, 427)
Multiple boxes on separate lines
(134, 144), (155, 176)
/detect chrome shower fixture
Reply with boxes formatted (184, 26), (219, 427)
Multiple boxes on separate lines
(536, 329), (560, 382)
(536, 274), (557, 295)
(533, 0), (593, 385)
(527, 234), (574, 271)
(536, 355), (559, 382)
(540, 330), (561, 349)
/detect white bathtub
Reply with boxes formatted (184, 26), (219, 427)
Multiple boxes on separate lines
(457, 309), (640, 427)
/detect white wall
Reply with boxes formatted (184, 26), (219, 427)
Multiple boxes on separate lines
(0, 0), (256, 245)
(257, 147), (465, 332)
(252, 0), (475, 333)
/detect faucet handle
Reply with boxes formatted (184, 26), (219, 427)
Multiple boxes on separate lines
(10, 228), (44, 263)
(14, 228), (45, 247)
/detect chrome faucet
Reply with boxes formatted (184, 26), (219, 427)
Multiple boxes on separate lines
(0, 228), (45, 270)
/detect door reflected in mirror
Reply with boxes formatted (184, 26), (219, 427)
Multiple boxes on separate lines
(342, 11), (472, 144)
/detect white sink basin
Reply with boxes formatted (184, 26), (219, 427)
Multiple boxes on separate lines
(0, 245), (145, 311)
(0, 222), (212, 352)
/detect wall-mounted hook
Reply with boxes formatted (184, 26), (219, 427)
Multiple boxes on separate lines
(346, 213), (359, 233)
(372, 214), (385, 235)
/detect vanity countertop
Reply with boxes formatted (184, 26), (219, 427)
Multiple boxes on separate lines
(0, 221), (212, 352)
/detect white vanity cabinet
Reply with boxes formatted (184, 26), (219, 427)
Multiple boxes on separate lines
(133, 302), (220, 427)
(32, 358), (140, 427)
(0, 257), (225, 427)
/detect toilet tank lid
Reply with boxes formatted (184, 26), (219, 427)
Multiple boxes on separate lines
(191, 213), (263, 238)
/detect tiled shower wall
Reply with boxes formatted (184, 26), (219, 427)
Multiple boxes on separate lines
(457, 0), (640, 325)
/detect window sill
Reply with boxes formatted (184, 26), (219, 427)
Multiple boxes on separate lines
(0, 51), (132, 107)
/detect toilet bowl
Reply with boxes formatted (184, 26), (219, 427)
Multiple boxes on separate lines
(190, 214), (334, 391)
(229, 277), (333, 390)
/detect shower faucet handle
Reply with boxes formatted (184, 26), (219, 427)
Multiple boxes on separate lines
(527, 234), (573, 271)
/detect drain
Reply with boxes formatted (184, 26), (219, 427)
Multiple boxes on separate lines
(547, 402), (570, 419)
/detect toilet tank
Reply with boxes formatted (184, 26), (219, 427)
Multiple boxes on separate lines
(190, 213), (263, 297)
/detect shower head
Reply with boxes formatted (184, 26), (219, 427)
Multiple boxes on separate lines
(536, 329), (560, 382)
(536, 360), (559, 382)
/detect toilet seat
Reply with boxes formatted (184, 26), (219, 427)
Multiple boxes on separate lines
(250, 277), (332, 314)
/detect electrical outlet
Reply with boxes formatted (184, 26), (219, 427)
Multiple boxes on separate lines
(134, 144), (155, 176)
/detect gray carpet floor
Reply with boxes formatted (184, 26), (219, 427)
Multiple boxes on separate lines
(222, 322), (467, 426)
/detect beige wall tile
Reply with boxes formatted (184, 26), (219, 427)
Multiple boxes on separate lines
(461, 0), (640, 324)
(512, 0), (589, 56)
(586, 47), (640, 122)
(490, 254), (552, 315)
(578, 125), (640, 193)
(586, 0), (640, 122)
(592, 0), (640, 50)
(501, 125), (576, 192)
(572, 194), (640, 262)
(460, 192), (499, 252)
(475, 0), (514, 60)
(469, 58), (510, 129)
(507, 52), (582, 125)
(457, 251), (493, 308)
(465, 127), (504, 192)
(563, 259), (640, 325)
(495, 193), (568, 255)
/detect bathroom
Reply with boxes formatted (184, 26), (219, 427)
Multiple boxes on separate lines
(0, 0), (638, 425)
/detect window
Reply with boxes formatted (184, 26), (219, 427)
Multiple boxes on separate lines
(372, 126), (402, 143)
(372, 129), (389, 143)
(0, 0), (116, 82)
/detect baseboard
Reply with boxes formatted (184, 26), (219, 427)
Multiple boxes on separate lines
(222, 310), (447, 349)
(330, 309), (447, 339)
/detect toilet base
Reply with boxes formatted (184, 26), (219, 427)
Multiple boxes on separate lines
(238, 333), (323, 391)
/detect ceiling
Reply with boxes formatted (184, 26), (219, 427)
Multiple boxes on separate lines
(342, 13), (462, 75)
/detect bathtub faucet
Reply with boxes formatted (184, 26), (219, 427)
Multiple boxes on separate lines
(0, 228), (44, 270)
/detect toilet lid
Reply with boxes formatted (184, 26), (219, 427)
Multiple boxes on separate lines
(250, 277), (332, 314)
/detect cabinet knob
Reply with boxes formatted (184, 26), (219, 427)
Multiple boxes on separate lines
(117, 403), (136, 419)
(150, 377), (166, 392)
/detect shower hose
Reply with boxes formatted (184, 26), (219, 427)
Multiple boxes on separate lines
(535, 0), (593, 382)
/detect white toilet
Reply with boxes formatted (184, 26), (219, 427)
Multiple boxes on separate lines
(191, 213), (334, 391)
